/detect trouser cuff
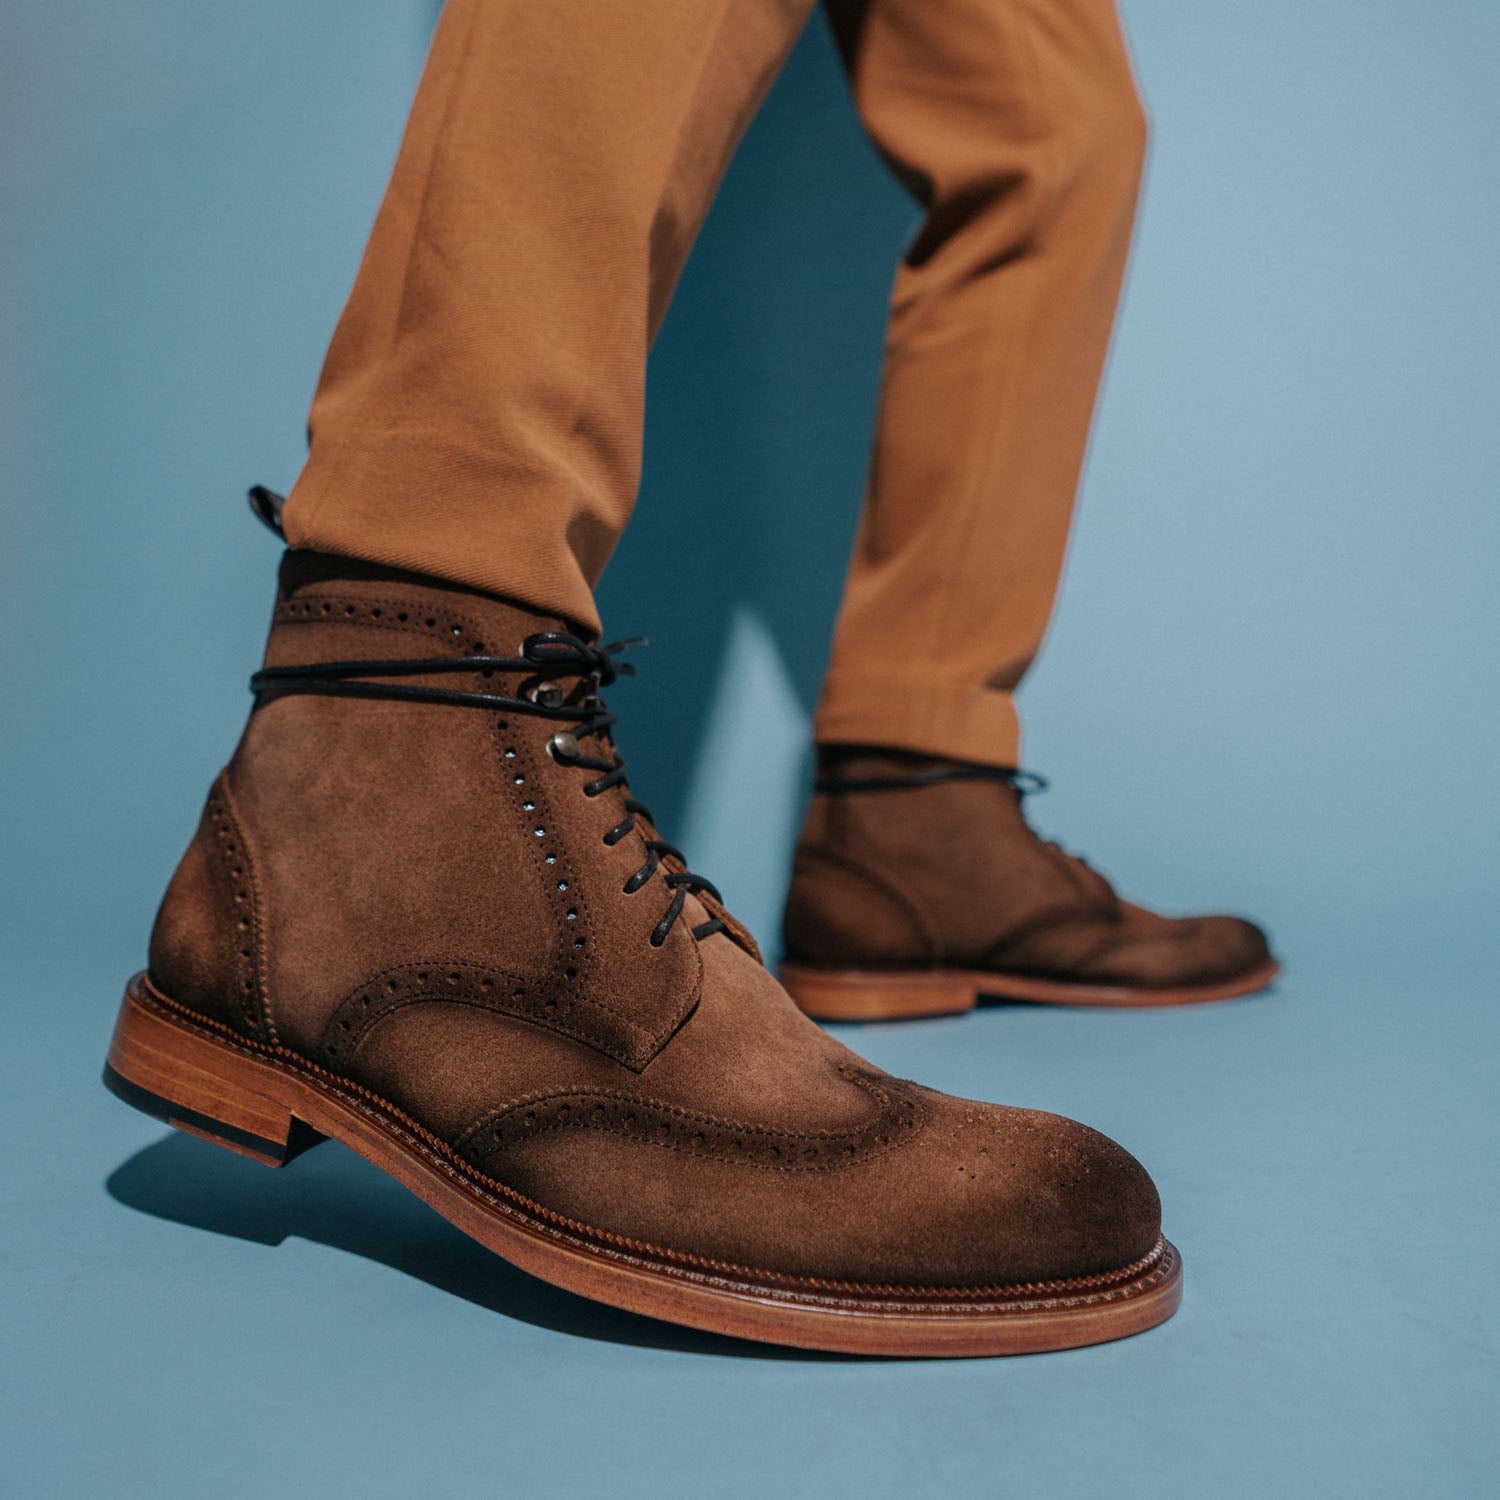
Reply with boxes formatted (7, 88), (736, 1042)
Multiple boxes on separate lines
(812, 673), (1022, 769)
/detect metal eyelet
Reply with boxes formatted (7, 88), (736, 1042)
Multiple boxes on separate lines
(530, 683), (565, 709)
(549, 731), (579, 762)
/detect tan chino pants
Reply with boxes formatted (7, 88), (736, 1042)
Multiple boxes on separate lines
(284, 0), (1147, 767)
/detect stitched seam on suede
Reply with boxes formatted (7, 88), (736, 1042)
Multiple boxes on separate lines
(634, 855), (703, 1046)
(494, 710), (701, 1055)
(792, 846), (938, 961)
(494, 719), (632, 1036)
(322, 957), (569, 1049)
(451, 1068), (925, 1172)
(458, 1070), (907, 1143)
(339, 995), (621, 1066)
(135, 977), (1165, 1303)
(475, 1115), (910, 1173)
(552, 773), (601, 1021)
(320, 963), (656, 1072)
(976, 903), (1125, 971)
(570, 763), (703, 1048)
(702, 893), (762, 963)
(209, 774), (276, 1045)
(273, 593), (499, 652)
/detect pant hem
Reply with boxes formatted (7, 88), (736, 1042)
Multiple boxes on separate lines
(812, 676), (1022, 769)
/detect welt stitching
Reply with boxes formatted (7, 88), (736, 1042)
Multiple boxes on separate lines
(137, 976), (1165, 1304)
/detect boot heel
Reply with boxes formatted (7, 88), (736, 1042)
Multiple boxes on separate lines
(779, 964), (979, 1021)
(103, 979), (323, 1166)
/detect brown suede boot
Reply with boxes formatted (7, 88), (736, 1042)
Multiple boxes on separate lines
(103, 550), (1181, 1355)
(781, 749), (1278, 1020)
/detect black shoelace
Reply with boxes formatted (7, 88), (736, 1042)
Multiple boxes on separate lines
(249, 632), (725, 948)
(813, 763), (1049, 796)
(812, 759), (1102, 869)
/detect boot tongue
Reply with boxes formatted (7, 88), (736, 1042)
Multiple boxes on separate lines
(268, 549), (576, 669)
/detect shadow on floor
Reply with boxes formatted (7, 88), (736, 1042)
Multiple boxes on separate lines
(105, 1131), (875, 1362)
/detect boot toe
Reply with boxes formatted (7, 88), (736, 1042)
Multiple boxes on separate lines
(893, 1095), (1164, 1287)
(1093, 904), (1274, 989)
(1195, 914), (1273, 979)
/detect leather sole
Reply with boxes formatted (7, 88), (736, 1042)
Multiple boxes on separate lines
(104, 973), (1182, 1357)
(780, 959), (1282, 1021)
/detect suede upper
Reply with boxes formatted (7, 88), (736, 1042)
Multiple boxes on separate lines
(148, 553), (1163, 1289)
(784, 749), (1271, 988)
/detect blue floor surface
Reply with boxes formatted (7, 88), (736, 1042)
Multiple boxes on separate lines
(4, 950), (1494, 1500)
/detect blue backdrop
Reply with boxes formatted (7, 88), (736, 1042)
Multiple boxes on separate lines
(2, 2), (1496, 1496)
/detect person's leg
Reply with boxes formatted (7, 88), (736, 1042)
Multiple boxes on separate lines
(815, 0), (1147, 766)
(781, 0), (1277, 1016)
(285, 0), (815, 636)
(104, 0), (1184, 1354)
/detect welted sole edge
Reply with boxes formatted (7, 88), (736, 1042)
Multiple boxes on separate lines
(781, 959), (1282, 1020)
(104, 974), (1183, 1358)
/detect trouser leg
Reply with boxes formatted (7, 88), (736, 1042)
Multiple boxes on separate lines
(813, 0), (1148, 766)
(284, 0), (815, 635)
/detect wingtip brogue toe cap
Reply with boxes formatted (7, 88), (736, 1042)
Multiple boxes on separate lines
(897, 1097), (1164, 1288)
